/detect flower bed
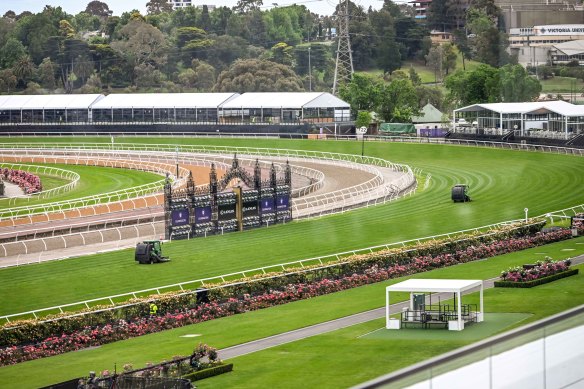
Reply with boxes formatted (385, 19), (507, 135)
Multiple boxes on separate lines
(0, 226), (572, 366)
(494, 258), (578, 288)
(1, 168), (42, 194)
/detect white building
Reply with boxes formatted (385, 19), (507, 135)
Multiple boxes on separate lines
(509, 24), (584, 66)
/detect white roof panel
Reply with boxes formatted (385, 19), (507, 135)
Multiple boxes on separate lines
(386, 279), (482, 293)
(91, 93), (239, 109)
(455, 101), (579, 115)
(222, 92), (348, 109)
(0, 94), (103, 110)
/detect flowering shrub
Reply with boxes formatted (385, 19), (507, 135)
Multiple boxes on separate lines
(1, 168), (42, 194)
(0, 227), (573, 366)
(500, 257), (572, 282)
(573, 215), (584, 234)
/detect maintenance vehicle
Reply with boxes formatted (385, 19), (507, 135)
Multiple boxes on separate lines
(135, 240), (170, 264)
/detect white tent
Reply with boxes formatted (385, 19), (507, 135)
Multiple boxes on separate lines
(385, 279), (484, 331)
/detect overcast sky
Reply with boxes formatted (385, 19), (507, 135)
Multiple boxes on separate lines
(1, 0), (410, 17)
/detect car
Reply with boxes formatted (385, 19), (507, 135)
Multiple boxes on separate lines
(467, 34), (476, 38)
(457, 118), (467, 125)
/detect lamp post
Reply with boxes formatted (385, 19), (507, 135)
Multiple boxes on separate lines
(175, 146), (179, 178)
(524, 207), (529, 222)
(308, 46), (312, 92)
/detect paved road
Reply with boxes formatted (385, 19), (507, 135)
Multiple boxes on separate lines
(218, 254), (584, 360)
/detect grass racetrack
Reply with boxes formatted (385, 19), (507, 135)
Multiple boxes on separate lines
(0, 138), (583, 316)
(1, 238), (583, 388)
(0, 164), (163, 209)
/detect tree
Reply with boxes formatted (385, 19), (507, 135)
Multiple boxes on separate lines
(234, 0), (263, 13)
(441, 42), (457, 75)
(445, 64), (500, 105)
(134, 63), (164, 87)
(146, 0), (173, 15)
(111, 20), (168, 80)
(214, 59), (304, 92)
(378, 78), (419, 122)
(270, 42), (294, 67)
(0, 38), (27, 68)
(206, 35), (250, 73)
(74, 12), (101, 32)
(85, 1), (111, 18)
(425, 45), (443, 83)
(338, 73), (382, 117)
(175, 27), (214, 64)
(355, 111), (372, 128)
(0, 69), (17, 93)
(499, 64), (541, 102)
(59, 20), (75, 38)
(38, 57), (57, 90)
(177, 60), (216, 90)
(409, 66), (421, 86)
(198, 5), (211, 31)
(12, 56), (36, 87)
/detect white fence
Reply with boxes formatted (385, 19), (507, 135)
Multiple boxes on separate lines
(0, 163), (80, 202)
(0, 218), (543, 325)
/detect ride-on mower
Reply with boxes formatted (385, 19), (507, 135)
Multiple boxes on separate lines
(135, 240), (170, 264)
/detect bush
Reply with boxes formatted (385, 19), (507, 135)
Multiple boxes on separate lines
(494, 269), (578, 288)
(182, 363), (233, 381)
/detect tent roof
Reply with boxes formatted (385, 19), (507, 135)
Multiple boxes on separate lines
(454, 100), (580, 115)
(386, 279), (482, 293)
(222, 92), (349, 109)
(0, 94), (104, 110)
(91, 93), (239, 109)
(411, 103), (444, 123)
(553, 40), (584, 56)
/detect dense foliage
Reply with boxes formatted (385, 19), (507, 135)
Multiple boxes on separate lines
(0, 0), (514, 100)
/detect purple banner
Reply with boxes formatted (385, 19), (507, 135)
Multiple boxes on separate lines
(194, 206), (212, 224)
(171, 209), (189, 226)
(260, 198), (274, 214)
(276, 196), (289, 211)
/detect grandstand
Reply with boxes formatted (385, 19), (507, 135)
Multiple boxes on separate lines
(0, 92), (351, 127)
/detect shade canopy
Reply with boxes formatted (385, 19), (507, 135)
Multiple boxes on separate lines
(386, 279), (482, 294)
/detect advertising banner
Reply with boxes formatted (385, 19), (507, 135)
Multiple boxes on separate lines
(194, 206), (212, 224)
(218, 203), (236, 221)
(242, 200), (259, 217)
(171, 209), (189, 226)
(276, 196), (289, 211)
(260, 198), (275, 214)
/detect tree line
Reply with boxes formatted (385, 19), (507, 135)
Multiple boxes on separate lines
(0, 0), (542, 123)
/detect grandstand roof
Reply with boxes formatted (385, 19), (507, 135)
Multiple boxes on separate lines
(455, 100), (584, 116)
(0, 94), (104, 110)
(91, 93), (239, 109)
(222, 92), (350, 109)
(553, 40), (584, 56)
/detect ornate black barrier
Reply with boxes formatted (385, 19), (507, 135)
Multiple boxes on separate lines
(164, 154), (292, 240)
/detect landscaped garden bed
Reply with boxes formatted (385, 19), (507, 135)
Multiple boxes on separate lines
(495, 258), (578, 288)
(0, 224), (573, 366)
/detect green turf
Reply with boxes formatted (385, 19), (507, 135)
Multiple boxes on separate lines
(0, 164), (163, 210)
(0, 238), (582, 388)
(362, 313), (533, 341)
(0, 139), (583, 316)
(540, 76), (584, 94)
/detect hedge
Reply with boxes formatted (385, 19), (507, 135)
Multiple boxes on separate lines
(494, 269), (579, 288)
(182, 363), (233, 381)
(0, 222), (562, 349)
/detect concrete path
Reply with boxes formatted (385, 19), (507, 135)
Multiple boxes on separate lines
(218, 255), (584, 360)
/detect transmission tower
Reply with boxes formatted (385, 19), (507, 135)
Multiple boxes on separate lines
(332, 0), (354, 95)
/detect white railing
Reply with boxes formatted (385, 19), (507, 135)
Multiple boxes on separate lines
(0, 163), (80, 202)
(0, 218), (542, 325)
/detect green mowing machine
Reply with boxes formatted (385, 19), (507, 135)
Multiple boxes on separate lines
(451, 184), (471, 203)
(135, 240), (171, 264)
